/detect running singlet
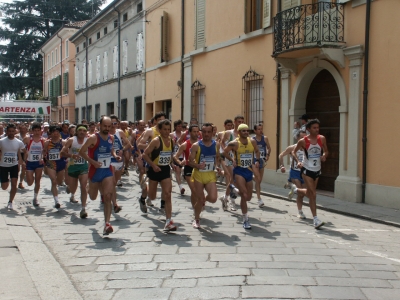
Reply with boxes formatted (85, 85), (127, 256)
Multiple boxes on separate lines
(151, 136), (173, 166)
(252, 135), (267, 160)
(183, 139), (193, 166)
(88, 133), (113, 170)
(235, 137), (254, 169)
(151, 127), (160, 139)
(111, 131), (123, 163)
(69, 136), (88, 166)
(303, 135), (323, 172)
(133, 130), (143, 151)
(47, 140), (63, 161)
(290, 145), (304, 171)
(172, 132), (183, 158)
(26, 138), (44, 162)
(194, 140), (217, 173)
(185, 130), (202, 141)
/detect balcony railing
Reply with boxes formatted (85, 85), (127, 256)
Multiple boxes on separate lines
(273, 2), (345, 56)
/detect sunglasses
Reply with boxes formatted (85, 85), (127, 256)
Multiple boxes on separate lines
(112, 122), (118, 125)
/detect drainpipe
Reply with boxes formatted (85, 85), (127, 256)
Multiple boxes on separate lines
(361, 0), (371, 203)
(39, 49), (47, 121)
(56, 32), (64, 121)
(82, 32), (89, 121)
(180, 0), (185, 120)
(276, 0), (282, 169)
(114, 6), (121, 119)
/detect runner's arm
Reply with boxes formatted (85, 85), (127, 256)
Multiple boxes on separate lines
(188, 143), (203, 169)
(292, 139), (305, 168)
(252, 139), (261, 162)
(173, 142), (186, 165)
(278, 145), (295, 171)
(142, 138), (159, 170)
(119, 130), (132, 151)
(265, 136), (272, 161)
(138, 129), (152, 150)
(177, 131), (187, 145)
(223, 141), (237, 162)
(221, 131), (230, 150)
(60, 139), (73, 158)
(79, 135), (99, 166)
(321, 135), (329, 162)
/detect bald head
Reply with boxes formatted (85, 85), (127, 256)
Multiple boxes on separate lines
(99, 116), (111, 135)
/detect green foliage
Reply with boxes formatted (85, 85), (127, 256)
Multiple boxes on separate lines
(0, 0), (105, 99)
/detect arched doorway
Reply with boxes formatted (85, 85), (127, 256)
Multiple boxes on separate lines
(305, 69), (340, 192)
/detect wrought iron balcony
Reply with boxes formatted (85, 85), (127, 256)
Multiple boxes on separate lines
(273, 2), (345, 56)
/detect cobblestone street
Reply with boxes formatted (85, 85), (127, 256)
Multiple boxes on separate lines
(1, 170), (400, 299)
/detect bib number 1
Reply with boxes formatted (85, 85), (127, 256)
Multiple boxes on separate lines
(98, 154), (111, 168)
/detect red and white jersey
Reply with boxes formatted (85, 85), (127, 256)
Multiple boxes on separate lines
(26, 137), (44, 162)
(290, 144), (304, 171)
(303, 135), (323, 172)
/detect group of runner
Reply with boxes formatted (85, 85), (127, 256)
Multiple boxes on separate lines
(0, 112), (328, 235)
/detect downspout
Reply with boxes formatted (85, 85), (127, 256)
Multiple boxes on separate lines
(39, 49), (46, 120)
(361, 0), (371, 203)
(114, 6), (121, 119)
(275, 0), (282, 169)
(82, 32), (89, 121)
(56, 32), (63, 121)
(180, 0), (185, 120)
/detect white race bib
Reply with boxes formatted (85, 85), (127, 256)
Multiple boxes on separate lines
(240, 153), (253, 168)
(28, 151), (41, 162)
(48, 149), (60, 161)
(98, 153), (111, 168)
(259, 148), (265, 159)
(158, 151), (171, 166)
(74, 156), (85, 165)
(200, 156), (215, 172)
(3, 153), (16, 165)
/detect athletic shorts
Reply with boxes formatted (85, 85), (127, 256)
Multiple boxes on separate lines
(254, 158), (267, 169)
(68, 164), (88, 178)
(301, 167), (321, 180)
(173, 158), (183, 168)
(147, 165), (171, 183)
(192, 170), (216, 185)
(46, 160), (67, 172)
(111, 162), (124, 171)
(183, 165), (193, 177)
(233, 167), (253, 183)
(289, 168), (304, 184)
(26, 161), (44, 171)
(0, 165), (19, 182)
(89, 166), (113, 183)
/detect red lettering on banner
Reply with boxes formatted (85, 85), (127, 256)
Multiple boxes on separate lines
(0, 107), (3, 112)
(5, 107), (10, 112)
(15, 107), (20, 112)
(31, 108), (36, 113)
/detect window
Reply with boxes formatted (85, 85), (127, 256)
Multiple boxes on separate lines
(113, 45), (118, 78)
(89, 38), (92, 45)
(76, 46), (79, 53)
(282, 0), (301, 10)
(59, 110), (62, 122)
(82, 61), (86, 88)
(244, 0), (271, 33)
(191, 80), (205, 126)
(160, 11), (169, 62)
(65, 40), (69, 57)
(55, 48), (58, 64)
(87, 105), (92, 121)
(88, 59), (92, 86)
(242, 69), (264, 129)
(107, 102), (114, 115)
(137, 3), (143, 13)
(75, 108), (79, 122)
(96, 55), (101, 84)
(65, 108), (68, 121)
(103, 51), (108, 81)
(134, 97), (142, 121)
(104, 27), (108, 35)
(95, 104), (100, 122)
(123, 13), (128, 22)
(136, 33), (144, 70)
(59, 45), (61, 61)
(195, 0), (206, 49)
(51, 51), (54, 67)
(82, 107), (86, 121)
(63, 72), (69, 94)
(47, 55), (50, 70)
(97, 32), (100, 40)
(123, 40), (128, 75)
(121, 99), (127, 121)
(83, 41), (86, 49)
(114, 19), (118, 29)
(75, 65), (79, 90)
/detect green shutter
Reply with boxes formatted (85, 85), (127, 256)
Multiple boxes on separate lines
(65, 72), (69, 94)
(50, 79), (53, 97)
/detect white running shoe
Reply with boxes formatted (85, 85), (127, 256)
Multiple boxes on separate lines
(228, 199), (237, 211)
(116, 180), (123, 187)
(257, 199), (264, 208)
(146, 198), (154, 207)
(288, 185), (296, 200)
(7, 202), (13, 210)
(219, 196), (228, 211)
(297, 211), (306, 219)
(314, 218), (325, 229)
(284, 182), (293, 189)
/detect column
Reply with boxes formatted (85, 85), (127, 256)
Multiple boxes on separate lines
(183, 56), (192, 122)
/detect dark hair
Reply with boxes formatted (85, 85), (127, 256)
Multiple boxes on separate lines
(173, 119), (183, 129)
(6, 123), (16, 130)
(306, 118), (320, 129)
(31, 122), (41, 130)
(150, 117), (154, 124)
(224, 119), (233, 125)
(81, 119), (87, 123)
(110, 114), (119, 122)
(253, 123), (263, 130)
(202, 122), (213, 130)
(157, 119), (171, 130)
(188, 124), (199, 132)
(89, 121), (95, 126)
(49, 125), (62, 133)
(296, 129), (307, 139)
(234, 115), (245, 121)
(154, 111), (167, 121)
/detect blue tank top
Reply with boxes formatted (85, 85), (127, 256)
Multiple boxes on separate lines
(89, 133), (113, 167)
(111, 131), (123, 163)
(196, 140), (217, 172)
(252, 135), (267, 159)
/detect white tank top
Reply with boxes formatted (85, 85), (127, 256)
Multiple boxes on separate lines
(303, 136), (323, 172)
(69, 136), (87, 165)
(27, 139), (43, 162)
(290, 145), (304, 171)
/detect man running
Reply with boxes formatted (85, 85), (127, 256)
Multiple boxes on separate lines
(23, 122), (45, 207)
(131, 120), (146, 178)
(0, 124), (25, 210)
(61, 124), (90, 218)
(224, 124), (260, 229)
(16, 123), (29, 189)
(252, 123), (271, 208)
(88, 121), (97, 135)
(43, 126), (67, 208)
(189, 123), (221, 229)
(171, 119), (185, 195)
(279, 130), (307, 219)
(292, 119), (329, 229)
(60, 121), (70, 140)
(142, 119), (176, 232)
(79, 116), (122, 235)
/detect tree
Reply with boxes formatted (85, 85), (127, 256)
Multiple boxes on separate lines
(0, 0), (105, 100)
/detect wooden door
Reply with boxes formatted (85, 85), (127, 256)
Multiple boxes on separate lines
(306, 69), (339, 192)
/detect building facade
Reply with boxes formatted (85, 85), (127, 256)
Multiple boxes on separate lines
(70, 0), (144, 123)
(38, 22), (86, 123)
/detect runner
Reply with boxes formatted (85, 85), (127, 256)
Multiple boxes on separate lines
(278, 130), (307, 219)
(170, 119), (185, 195)
(173, 124), (200, 210)
(0, 124), (25, 210)
(88, 121), (97, 135)
(119, 120), (131, 176)
(42, 122), (50, 139)
(131, 120), (146, 178)
(15, 123), (29, 189)
(60, 121), (70, 140)
(142, 119), (177, 231)
(252, 123), (271, 208)
(61, 124), (89, 218)
(224, 124), (261, 229)
(189, 123), (221, 229)
(216, 119), (233, 185)
(79, 116), (122, 235)
(292, 119), (329, 229)
(43, 126), (67, 209)
(23, 122), (45, 207)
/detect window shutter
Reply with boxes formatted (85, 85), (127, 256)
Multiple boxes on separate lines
(82, 61), (86, 88)
(161, 11), (169, 62)
(55, 76), (59, 96)
(282, 0), (300, 10)
(123, 40), (128, 75)
(244, 0), (251, 33)
(137, 33), (143, 70)
(75, 66), (79, 90)
(96, 55), (101, 84)
(49, 79), (52, 97)
(113, 45), (118, 78)
(104, 51), (108, 81)
(65, 72), (69, 94)
(88, 59), (92, 86)
(263, 0), (271, 28)
(195, 0), (206, 49)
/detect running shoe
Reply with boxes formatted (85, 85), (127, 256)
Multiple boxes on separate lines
(164, 220), (177, 232)
(135, 168), (140, 174)
(116, 180), (123, 187)
(180, 187), (185, 195)
(59, 181), (66, 187)
(103, 223), (113, 235)
(146, 198), (154, 207)
(284, 182), (292, 189)
(33, 199), (40, 207)
(18, 182), (25, 189)
(66, 185), (71, 194)
(70, 196), (78, 203)
(314, 218), (325, 229)
(229, 185), (237, 199)
(288, 185), (296, 200)
(297, 211), (306, 219)
(159, 207), (166, 216)
(124, 168), (129, 176)
(219, 196), (228, 211)
(80, 208), (88, 219)
(192, 219), (200, 229)
(7, 202), (13, 210)
(257, 199), (265, 208)
(228, 199), (237, 211)
(114, 205), (122, 213)
(139, 198), (147, 213)
(243, 220), (252, 230)
(55, 201), (61, 209)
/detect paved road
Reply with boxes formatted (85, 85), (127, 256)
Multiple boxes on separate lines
(1, 170), (400, 299)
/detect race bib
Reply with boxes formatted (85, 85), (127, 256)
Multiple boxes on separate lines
(240, 153), (253, 168)
(259, 148), (265, 159)
(158, 151), (171, 166)
(200, 156), (215, 172)
(28, 151), (41, 162)
(74, 156), (85, 165)
(98, 153), (111, 168)
(48, 149), (60, 161)
(3, 153), (16, 165)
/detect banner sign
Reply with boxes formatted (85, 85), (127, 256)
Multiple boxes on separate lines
(0, 101), (51, 115)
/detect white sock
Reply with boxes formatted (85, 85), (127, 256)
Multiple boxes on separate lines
(234, 188), (239, 194)
(54, 196), (58, 202)
(165, 218), (170, 224)
(71, 193), (75, 198)
(293, 187), (298, 193)
(33, 193), (37, 200)
(313, 216), (318, 220)
(179, 184), (183, 190)
(298, 210), (303, 213)
(242, 214), (248, 222)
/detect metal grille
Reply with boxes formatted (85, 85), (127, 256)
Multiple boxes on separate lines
(191, 80), (205, 126)
(242, 69), (264, 129)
